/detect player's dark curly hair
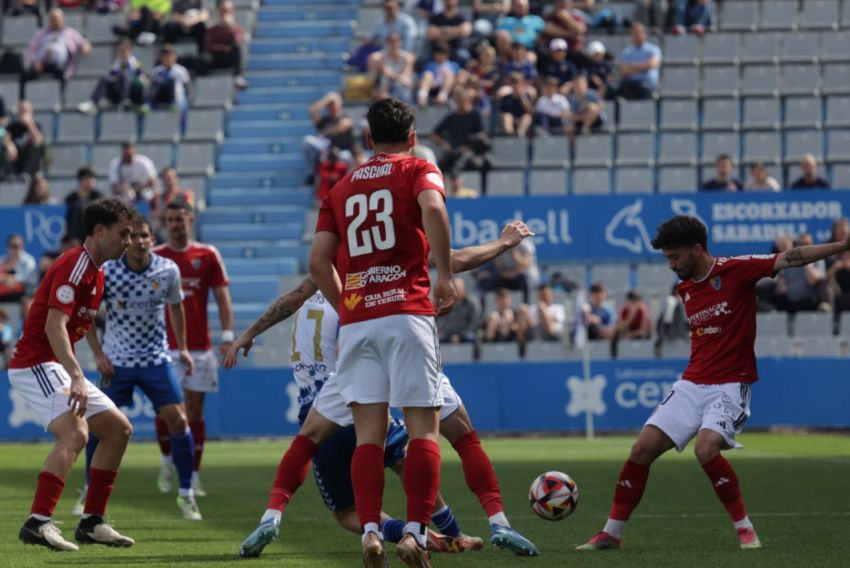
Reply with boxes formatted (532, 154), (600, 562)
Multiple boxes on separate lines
(650, 215), (708, 251)
(367, 98), (414, 144)
(84, 198), (134, 237)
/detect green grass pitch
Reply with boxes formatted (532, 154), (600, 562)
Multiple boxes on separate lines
(1, 433), (849, 567)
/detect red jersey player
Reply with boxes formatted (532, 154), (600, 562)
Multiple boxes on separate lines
(9, 198), (136, 551)
(578, 215), (850, 552)
(309, 97), (457, 567)
(153, 200), (233, 496)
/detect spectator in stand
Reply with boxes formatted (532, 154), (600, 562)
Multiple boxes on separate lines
(151, 166), (195, 240)
(745, 161), (781, 192)
(533, 76), (570, 134)
(827, 218), (850, 313)
(501, 40), (538, 83)
(199, 0), (248, 89)
(541, 0), (588, 69)
(22, 174), (55, 205)
(431, 87), (490, 195)
(633, 0), (668, 36)
(671, 0), (714, 36)
(496, 70), (535, 136)
(147, 44), (192, 126)
(518, 283), (567, 341)
(495, 0), (545, 58)
(473, 0), (510, 27)
(617, 22), (662, 100)
(162, 0), (209, 49)
(302, 91), (355, 185)
(438, 277), (481, 344)
(427, 0), (473, 65)
(542, 38), (578, 93)
(566, 74), (606, 143)
(6, 100), (44, 178)
(615, 290), (652, 339)
(475, 236), (538, 302)
(0, 307), (14, 367)
(368, 31), (415, 103)
(0, 124), (17, 179)
(315, 146), (349, 204)
(417, 41), (460, 106)
(24, 8), (91, 82)
(791, 154), (831, 190)
(371, 0), (419, 52)
(700, 153), (743, 191)
(579, 281), (615, 340)
(0, 95), (6, 126)
(78, 40), (148, 114)
(64, 167), (104, 242)
(2, 0), (40, 19)
(38, 234), (81, 282)
(774, 232), (832, 312)
(465, 44), (500, 108)
(114, 0), (172, 45)
(484, 287), (522, 343)
(108, 141), (159, 203)
(0, 233), (38, 317)
(585, 40), (614, 99)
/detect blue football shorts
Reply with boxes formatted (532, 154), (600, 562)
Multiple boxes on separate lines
(98, 363), (183, 411)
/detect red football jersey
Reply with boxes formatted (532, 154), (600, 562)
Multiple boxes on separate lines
(315, 152), (446, 326)
(153, 242), (229, 351)
(10, 247), (103, 369)
(677, 254), (777, 385)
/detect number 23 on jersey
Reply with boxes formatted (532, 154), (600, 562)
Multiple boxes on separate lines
(345, 190), (395, 257)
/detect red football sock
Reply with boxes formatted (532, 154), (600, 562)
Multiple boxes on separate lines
(155, 416), (172, 456)
(266, 435), (317, 512)
(609, 459), (651, 521)
(404, 439), (441, 525)
(351, 444), (385, 527)
(451, 431), (503, 517)
(189, 421), (205, 471)
(31, 471), (65, 518)
(702, 454), (747, 522)
(84, 468), (118, 517)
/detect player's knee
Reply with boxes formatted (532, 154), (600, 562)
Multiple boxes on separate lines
(693, 443), (719, 465)
(63, 427), (89, 452)
(629, 439), (660, 465)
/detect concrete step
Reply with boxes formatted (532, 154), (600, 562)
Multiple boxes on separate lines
(218, 153), (302, 172)
(201, 223), (305, 241)
(208, 188), (312, 207)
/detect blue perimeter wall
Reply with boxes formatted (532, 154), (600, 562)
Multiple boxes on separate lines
(2, 358), (848, 441)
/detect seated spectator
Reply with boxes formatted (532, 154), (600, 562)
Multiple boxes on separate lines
(473, 0), (510, 27)
(541, 38), (578, 93)
(566, 74), (605, 142)
(501, 41), (537, 83)
(465, 44), (500, 108)
(108, 142), (159, 202)
(828, 219), (850, 313)
(147, 45), (192, 122)
(368, 31), (415, 103)
(22, 174), (55, 205)
(774, 232), (832, 313)
(700, 154), (743, 191)
(198, 0), (247, 89)
(348, 0), (417, 72)
(431, 88), (490, 195)
(427, 0), (472, 65)
(65, 167), (104, 242)
(114, 0), (172, 45)
(533, 76), (570, 134)
(617, 22), (661, 100)
(791, 154), (831, 190)
(417, 41), (460, 107)
(0, 124), (17, 179)
(614, 290), (652, 339)
(585, 40), (614, 99)
(745, 161), (781, 192)
(315, 147), (349, 204)
(24, 8), (91, 81)
(540, 0), (588, 69)
(518, 283), (566, 341)
(6, 100), (45, 177)
(579, 281), (615, 340)
(302, 91), (355, 184)
(39, 234), (81, 281)
(78, 40), (148, 114)
(475, 235), (538, 302)
(484, 288), (521, 342)
(495, 0), (545, 58)
(438, 277), (481, 343)
(0, 306), (14, 366)
(496, 71), (535, 136)
(0, 233), (38, 317)
(162, 0), (209, 49)
(671, 0), (714, 36)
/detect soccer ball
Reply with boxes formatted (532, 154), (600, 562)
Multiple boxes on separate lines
(528, 471), (579, 521)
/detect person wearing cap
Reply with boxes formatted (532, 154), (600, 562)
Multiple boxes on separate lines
(617, 22), (662, 100)
(541, 38), (579, 93)
(585, 39), (614, 99)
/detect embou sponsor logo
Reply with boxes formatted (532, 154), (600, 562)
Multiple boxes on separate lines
(694, 325), (722, 337)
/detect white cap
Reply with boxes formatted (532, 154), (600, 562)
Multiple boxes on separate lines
(549, 38), (568, 52)
(586, 40), (606, 56)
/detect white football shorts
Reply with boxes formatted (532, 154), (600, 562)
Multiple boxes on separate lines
(645, 379), (752, 452)
(8, 362), (116, 429)
(335, 314), (443, 409)
(171, 349), (219, 392)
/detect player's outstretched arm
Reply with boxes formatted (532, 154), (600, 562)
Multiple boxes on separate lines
(308, 231), (343, 311)
(167, 302), (195, 376)
(221, 277), (319, 369)
(773, 234), (850, 272)
(450, 221), (535, 274)
(46, 308), (87, 417)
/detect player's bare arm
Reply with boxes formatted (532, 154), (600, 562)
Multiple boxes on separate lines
(450, 221), (535, 273)
(309, 231), (343, 310)
(222, 277), (319, 368)
(418, 188), (457, 315)
(85, 326), (114, 380)
(45, 308), (88, 417)
(212, 285), (235, 356)
(773, 234), (850, 271)
(168, 301), (195, 376)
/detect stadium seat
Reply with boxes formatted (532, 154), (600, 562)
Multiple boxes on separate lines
(176, 142), (215, 175)
(491, 136), (529, 169)
(57, 112), (95, 144)
(24, 81), (62, 112)
(529, 169), (567, 195)
(742, 98), (781, 130)
(193, 76), (234, 107)
(781, 64), (821, 96)
(701, 65), (739, 98)
(49, 145), (88, 177)
(590, 264), (631, 293)
(574, 134), (613, 167)
(754, 335), (794, 357)
(91, 144), (120, 175)
(757, 312), (790, 336)
(532, 136), (569, 168)
(791, 312), (835, 337)
(0, 183), (28, 205)
(585, 340), (612, 361)
(759, 0), (798, 30)
(832, 163), (850, 189)
(571, 168), (611, 195)
(86, 13), (126, 44)
(184, 109), (225, 142)
(63, 78), (98, 108)
(636, 262), (674, 290)
(826, 130), (850, 161)
(743, 131), (782, 164)
(719, 1), (757, 31)
(662, 35), (699, 66)
(617, 340), (655, 360)
(0, 81), (20, 112)
(414, 106), (447, 136)
(658, 166), (697, 193)
(615, 133), (655, 166)
(99, 112), (138, 143)
(137, 142), (174, 170)
(784, 130), (824, 163)
(545, 263), (587, 289)
(826, 96), (850, 127)
(794, 336), (842, 357)
(1, 15), (38, 46)
(820, 31), (850, 62)
(524, 341), (570, 361)
(479, 343), (520, 362)
(657, 132), (697, 166)
(701, 33), (741, 65)
(34, 112), (55, 143)
(742, 33), (781, 65)
(461, 171), (483, 194)
(439, 343), (475, 363)
(487, 170), (526, 196)
(142, 111), (181, 142)
(701, 131), (741, 164)
(840, 312), (850, 336)
(661, 67), (699, 98)
(660, 99), (697, 131)
(701, 98), (740, 131)
(823, 63), (850, 95)
(618, 99), (657, 132)
(780, 32), (820, 63)
(614, 167), (654, 194)
(76, 46), (114, 78)
(799, 0), (840, 30)
(785, 97), (823, 129)
(661, 340), (691, 358)
(741, 65), (780, 97)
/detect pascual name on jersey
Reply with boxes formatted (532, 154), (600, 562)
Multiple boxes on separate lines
(345, 265), (406, 290)
(350, 163), (393, 181)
